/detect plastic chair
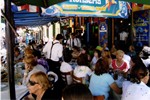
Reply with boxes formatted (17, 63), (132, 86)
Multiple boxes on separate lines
(93, 95), (105, 100)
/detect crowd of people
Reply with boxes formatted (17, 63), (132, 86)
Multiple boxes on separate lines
(1, 32), (150, 100)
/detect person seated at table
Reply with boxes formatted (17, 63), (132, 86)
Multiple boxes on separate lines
(14, 46), (23, 64)
(122, 64), (150, 100)
(73, 54), (92, 85)
(110, 44), (117, 59)
(125, 55), (145, 80)
(90, 49), (101, 70)
(110, 50), (128, 73)
(24, 47), (49, 72)
(80, 46), (91, 66)
(23, 55), (46, 85)
(101, 50), (112, 68)
(33, 50), (49, 73)
(127, 45), (136, 57)
(60, 48), (73, 85)
(27, 71), (57, 100)
(89, 58), (122, 100)
(62, 83), (93, 100)
(24, 47), (34, 57)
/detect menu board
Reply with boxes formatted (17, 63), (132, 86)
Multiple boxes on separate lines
(133, 10), (150, 47)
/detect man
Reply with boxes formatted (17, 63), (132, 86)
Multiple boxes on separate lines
(67, 33), (81, 50)
(119, 29), (128, 52)
(42, 34), (63, 75)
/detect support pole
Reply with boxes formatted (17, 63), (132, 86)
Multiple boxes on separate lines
(112, 18), (114, 45)
(5, 0), (16, 99)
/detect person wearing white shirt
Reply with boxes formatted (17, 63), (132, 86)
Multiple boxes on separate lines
(73, 54), (92, 85)
(42, 34), (63, 76)
(119, 30), (128, 52)
(122, 64), (150, 100)
(67, 33), (81, 50)
(123, 54), (131, 72)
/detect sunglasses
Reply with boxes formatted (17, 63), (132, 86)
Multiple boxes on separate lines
(28, 80), (38, 86)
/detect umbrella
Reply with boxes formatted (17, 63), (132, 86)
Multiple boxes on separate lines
(12, 0), (66, 8)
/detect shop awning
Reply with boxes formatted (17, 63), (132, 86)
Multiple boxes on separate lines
(42, 0), (130, 18)
(119, 0), (150, 5)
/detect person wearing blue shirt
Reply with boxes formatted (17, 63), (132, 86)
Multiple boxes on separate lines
(89, 58), (121, 100)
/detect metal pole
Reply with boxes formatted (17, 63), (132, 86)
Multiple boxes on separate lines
(112, 18), (114, 45)
(4, 0), (16, 99)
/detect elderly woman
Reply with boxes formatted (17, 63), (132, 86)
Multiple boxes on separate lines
(23, 55), (46, 85)
(27, 71), (56, 100)
(89, 58), (122, 100)
(122, 64), (150, 100)
(111, 50), (128, 73)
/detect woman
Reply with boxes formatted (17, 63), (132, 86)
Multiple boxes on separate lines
(89, 58), (122, 100)
(111, 50), (128, 72)
(127, 45), (136, 57)
(122, 64), (150, 100)
(73, 54), (92, 85)
(14, 46), (23, 64)
(62, 83), (93, 100)
(90, 49), (101, 70)
(101, 50), (112, 69)
(23, 55), (46, 85)
(125, 55), (144, 80)
(27, 71), (57, 100)
(60, 48), (73, 85)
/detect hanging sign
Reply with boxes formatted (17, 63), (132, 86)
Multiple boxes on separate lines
(133, 10), (150, 47)
(42, 0), (129, 18)
(99, 21), (108, 45)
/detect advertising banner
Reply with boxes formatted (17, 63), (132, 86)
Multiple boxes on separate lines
(133, 10), (150, 47)
(42, 0), (129, 18)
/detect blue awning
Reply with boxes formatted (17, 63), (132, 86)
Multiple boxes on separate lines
(13, 10), (60, 27)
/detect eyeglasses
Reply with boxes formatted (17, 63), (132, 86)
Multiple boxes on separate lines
(28, 80), (38, 86)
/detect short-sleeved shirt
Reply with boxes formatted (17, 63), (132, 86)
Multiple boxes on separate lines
(111, 59), (127, 71)
(73, 66), (92, 78)
(120, 31), (128, 41)
(74, 66), (92, 85)
(89, 73), (114, 99)
(122, 81), (150, 100)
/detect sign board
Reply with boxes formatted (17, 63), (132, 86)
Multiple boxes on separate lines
(99, 22), (108, 45)
(133, 10), (150, 47)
